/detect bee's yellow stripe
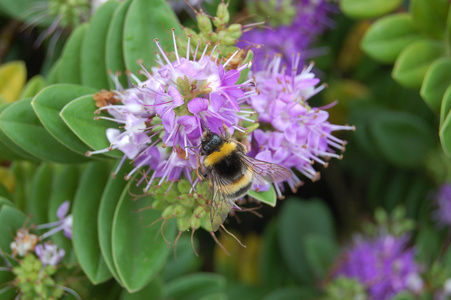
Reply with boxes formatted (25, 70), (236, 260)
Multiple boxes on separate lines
(203, 142), (237, 168)
(224, 167), (254, 197)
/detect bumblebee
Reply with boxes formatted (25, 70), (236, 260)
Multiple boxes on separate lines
(197, 124), (293, 231)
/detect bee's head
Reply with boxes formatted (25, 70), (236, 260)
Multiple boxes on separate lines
(200, 130), (223, 156)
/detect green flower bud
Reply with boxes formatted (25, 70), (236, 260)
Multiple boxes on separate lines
(216, 2), (230, 24)
(197, 13), (213, 33)
(162, 205), (175, 219)
(190, 217), (201, 230)
(177, 217), (190, 231)
(152, 198), (167, 210)
(173, 205), (187, 218)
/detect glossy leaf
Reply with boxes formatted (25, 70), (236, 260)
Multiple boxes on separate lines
(303, 235), (338, 278)
(10, 161), (37, 211)
(164, 273), (226, 300)
(106, 0), (133, 89)
(32, 84), (98, 156)
(47, 165), (80, 263)
(60, 95), (122, 158)
(369, 111), (435, 168)
(0, 98), (90, 163)
(123, 0), (180, 76)
(163, 235), (202, 281)
(411, 0), (449, 40)
(0, 61), (26, 102)
(26, 163), (53, 225)
(0, 104), (39, 161)
(392, 39), (446, 89)
(440, 108), (451, 157)
(361, 14), (421, 64)
(112, 179), (176, 292)
(0, 196), (14, 209)
(72, 161), (112, 284)
(98, 161), (133, 284)
(340, 0), (402, 19)
(247, 185), (276, 207)
(46, 59), (62, 85)
(19, 75), (46, 99)
(420, 57), (451, 112)
(440, 85), (451, 127)
(120, 277), (163, 300)
(81, 0), (119, 89)
(278, 199), (335, 283)
(0, 182), (12, 200)
(59, 24), (88, 84)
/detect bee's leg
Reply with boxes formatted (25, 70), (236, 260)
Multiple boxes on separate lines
(222, 122), (231, 140)
(196, 155), (207, 180)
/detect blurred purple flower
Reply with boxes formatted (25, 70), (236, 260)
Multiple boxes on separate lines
(334, 234), (423, 300)
(247, 55), (353, 196)
(36, 200), (73, 240)
(89, 30), (255, 190)
(35, 242), (65, 266)
(238, 0), (335, 71)
(434, 183), (451, 227)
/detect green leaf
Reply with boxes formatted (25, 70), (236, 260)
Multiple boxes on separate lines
(47, 165), (80, 263)
(26, 163), (53, 225)
(303, 235), (338, 278)
(46, 59), (63, 85)
(120, 277), (163, 300)
(98, 161), (133, 284)
(361, 14), (421, 64)
(260, 220), (293, 289)
(164, 273), (226, 300)
(59, 24), (89, 84)
(0, 196), (14, 209)
(106, 0), (133, 89)
(420, 57), (451, 112)
(60, 95), (123, 159)
(392, 39), (446, 89)
(10, 161), (37, 211)
(278, 199), (335, 283)
(0, 205), (28, 260)
(123, 0), (181, 76)
(81, 0), (119, 89)
(369, 111), (435, 168)
(19, 75), (46, 99)
(0, 0), (48, 23)
(112, 178), (176, 292)
(440, 85), (451, 127)
(0, 104), (39, 161)
(340, 0), (402, 19)
(247, 185), (276, 207)
(261, 287), (318, 300)
(163, 235), (201, 281)
(0, 182), (12, 201)
(411, 0), (449, 40)
(31, 84), (98, 156)
(439, 108), (451, 157)
(0, 98), (90, 163)
(72, 161), (112, 284)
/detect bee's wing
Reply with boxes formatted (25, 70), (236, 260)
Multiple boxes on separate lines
(209, 171), (235, 231)
(239, 154), (293, 187)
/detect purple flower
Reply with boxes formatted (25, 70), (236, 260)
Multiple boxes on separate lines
(89, 29), (255, 190)
(334, 234), (423, 300)
(36, 200), (73, 240)
(433, 183), (451, 226)
(247, 55), (353, 196)
(35, 242), (65, 266)
(238, 0), (335, 71)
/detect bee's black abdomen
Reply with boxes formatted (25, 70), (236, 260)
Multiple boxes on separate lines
(213, 152), (244, 181)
